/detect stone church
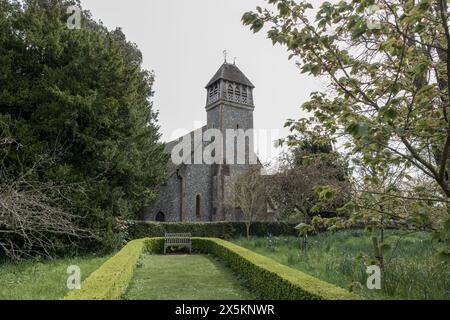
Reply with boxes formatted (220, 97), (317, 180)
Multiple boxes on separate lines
(145, 61), (270, 222)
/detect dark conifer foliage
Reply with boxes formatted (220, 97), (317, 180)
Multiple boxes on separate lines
(0, 0), (167, 255)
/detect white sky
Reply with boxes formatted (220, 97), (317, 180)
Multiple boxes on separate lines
(81, 0), (328, 163)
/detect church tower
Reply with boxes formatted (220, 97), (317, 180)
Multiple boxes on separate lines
(145, 60), (264, 223)
(205, 61), (256, 220)
(205, 61), (255, 133)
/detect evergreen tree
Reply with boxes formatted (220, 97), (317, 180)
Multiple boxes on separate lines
(0, 0), (167, 253)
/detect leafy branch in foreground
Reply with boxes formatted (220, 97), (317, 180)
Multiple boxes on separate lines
(243, 0), (450, 260)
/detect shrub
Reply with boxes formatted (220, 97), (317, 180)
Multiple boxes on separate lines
(193, 238), (362, 300)
(67, 237), (361, 300)
(65, 238), (163, 300)
(127, 221), (297, 239)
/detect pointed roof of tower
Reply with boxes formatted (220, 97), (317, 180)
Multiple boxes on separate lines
(205, 62), (255, 88)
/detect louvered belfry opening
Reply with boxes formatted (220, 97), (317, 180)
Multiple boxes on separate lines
(205, 62), (255, 107)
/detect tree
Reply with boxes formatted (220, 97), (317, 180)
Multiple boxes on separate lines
(0, 170), (94, 260)
(336, 158), (445, 268)
(268, 134), (350, 253)
(269, 136), (350, 222)
(0, 121), (94, 260)
(0, 0), (166, 253)
(230, 166), (267, 239)
(243, 0), (450, 260)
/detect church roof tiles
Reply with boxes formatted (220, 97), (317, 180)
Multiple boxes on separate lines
(205, 63), (255, 88)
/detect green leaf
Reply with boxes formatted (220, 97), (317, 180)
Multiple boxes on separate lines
(294, 223), (314, 235)
(351, 25), (367, 39)
(277, 2), (290, 16)
(381, 107), (397, 120)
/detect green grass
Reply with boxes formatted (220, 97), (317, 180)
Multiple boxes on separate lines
(233, 230), (450, 300)
(124, 254), (256, 300)
(0, 254), (110, 300)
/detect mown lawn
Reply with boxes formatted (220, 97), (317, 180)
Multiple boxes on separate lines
(124, 254), (256, 300)
(0, 254), (110, 300)
(233, 230), (450, 300)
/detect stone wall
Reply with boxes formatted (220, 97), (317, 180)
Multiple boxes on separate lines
(144, 163), (214, 222)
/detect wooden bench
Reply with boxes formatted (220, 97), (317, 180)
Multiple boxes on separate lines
(164, 233), (192, 254)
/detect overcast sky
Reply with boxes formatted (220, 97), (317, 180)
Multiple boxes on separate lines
(80, 0), (327, 162)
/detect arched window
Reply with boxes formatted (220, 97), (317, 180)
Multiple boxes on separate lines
(155, 212), (165, 222)
(196, 195), (201, 217)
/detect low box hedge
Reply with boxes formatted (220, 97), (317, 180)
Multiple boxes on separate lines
(65, 238), (164, 300)
(128, 221), (297, 239)
(66, 237), (361, 300)
(193, 238), (361, 300)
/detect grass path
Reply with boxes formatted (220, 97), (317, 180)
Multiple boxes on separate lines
(124, 254), (255, 300)
(0, 254), (110, 300)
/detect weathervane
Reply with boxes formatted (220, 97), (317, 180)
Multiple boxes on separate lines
(223, 49), (227, 63)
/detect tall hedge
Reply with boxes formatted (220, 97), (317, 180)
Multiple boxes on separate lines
(128, 221), (297, 239)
